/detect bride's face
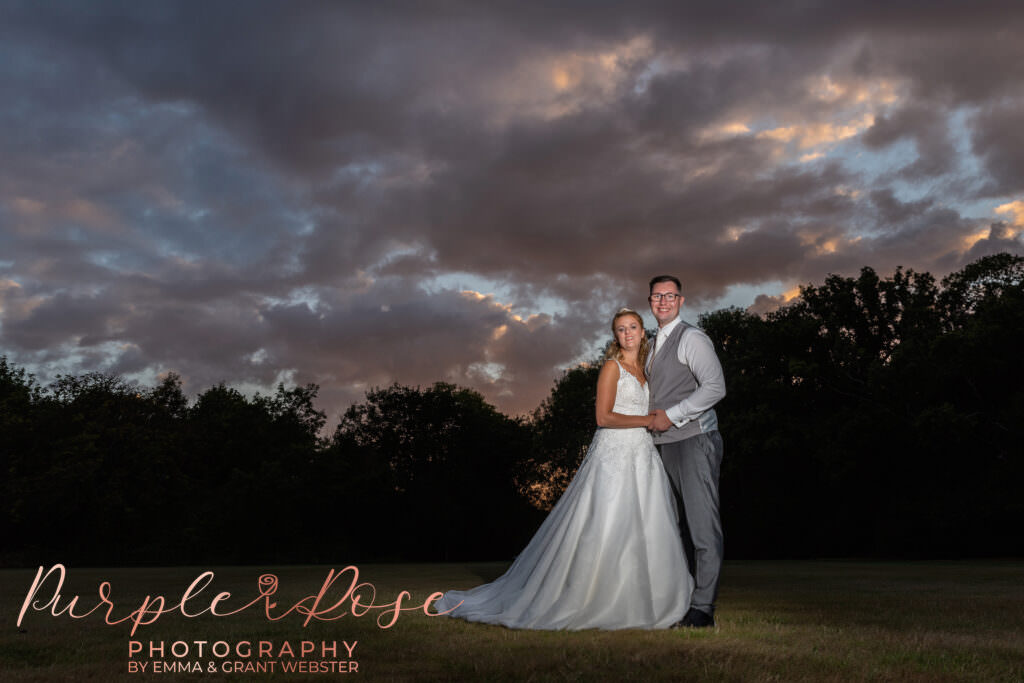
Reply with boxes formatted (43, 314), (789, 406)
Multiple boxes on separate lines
(613, 315), (642, 352)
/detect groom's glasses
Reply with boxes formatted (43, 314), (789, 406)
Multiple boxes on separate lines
(649, 293), (681, 302)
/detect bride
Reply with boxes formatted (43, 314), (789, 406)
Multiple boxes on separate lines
(433, 308), (692, 629)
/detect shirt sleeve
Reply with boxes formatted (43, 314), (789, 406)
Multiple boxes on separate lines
(664, 328), (727, 427)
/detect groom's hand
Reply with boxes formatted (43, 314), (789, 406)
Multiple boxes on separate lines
(649, 409), (673, 432)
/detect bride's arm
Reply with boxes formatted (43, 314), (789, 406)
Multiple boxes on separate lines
(595, 360), (656, 428)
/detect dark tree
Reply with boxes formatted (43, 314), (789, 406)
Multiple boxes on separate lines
(700, 254), (1024, 558)
(526, 362), (602, 509)
(333, 382), (541, 560)
(1, 252), (1021, 566)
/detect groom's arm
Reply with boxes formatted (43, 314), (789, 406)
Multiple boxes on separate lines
(664, 328), (726, 427)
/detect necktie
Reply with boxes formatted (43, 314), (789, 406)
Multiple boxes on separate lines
(648, 334), (659, 372)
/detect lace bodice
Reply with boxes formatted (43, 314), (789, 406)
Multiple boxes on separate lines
(584, 359), (656, 491)
(612, 360), (649, 416)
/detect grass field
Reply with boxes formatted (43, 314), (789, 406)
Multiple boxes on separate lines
(2, 560), (1022, 681)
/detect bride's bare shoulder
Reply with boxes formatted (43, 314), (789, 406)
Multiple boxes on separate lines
(598, 358), (621, 382)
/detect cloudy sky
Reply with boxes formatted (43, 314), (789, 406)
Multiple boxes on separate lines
(1, 1), (1023, 419)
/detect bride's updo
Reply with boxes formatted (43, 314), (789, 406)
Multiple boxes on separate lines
(604, 307), (649, 368)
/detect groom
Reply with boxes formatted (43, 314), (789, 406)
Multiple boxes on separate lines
(646, 275), (726, 629)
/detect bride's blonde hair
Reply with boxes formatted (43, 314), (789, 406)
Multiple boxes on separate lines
(604, 308), (649, 368)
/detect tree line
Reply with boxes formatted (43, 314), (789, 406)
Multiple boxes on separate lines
(1, 253), (1021, 566)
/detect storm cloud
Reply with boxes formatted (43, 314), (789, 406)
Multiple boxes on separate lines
(1, 1), (1022, 417)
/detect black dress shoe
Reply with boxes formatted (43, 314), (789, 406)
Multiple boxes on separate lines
(679, 607), (715, 628)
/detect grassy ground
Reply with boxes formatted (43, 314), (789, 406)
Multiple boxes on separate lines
(2, 560), (1022, 681)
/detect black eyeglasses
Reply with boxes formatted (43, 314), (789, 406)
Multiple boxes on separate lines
(649, 293), (681, 302)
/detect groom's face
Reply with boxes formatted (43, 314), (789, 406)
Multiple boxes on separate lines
(649, 281), (683, 326)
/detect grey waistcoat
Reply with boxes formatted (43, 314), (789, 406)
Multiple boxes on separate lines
(647, 321), (717, 444)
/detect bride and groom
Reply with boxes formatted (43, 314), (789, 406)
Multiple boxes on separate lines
(434, 275), (727, 630)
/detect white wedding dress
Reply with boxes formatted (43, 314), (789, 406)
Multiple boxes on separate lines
(433, 360), (692, 629)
